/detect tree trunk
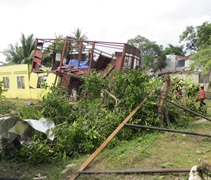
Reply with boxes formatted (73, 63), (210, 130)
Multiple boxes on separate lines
(157, 74), (171, 126)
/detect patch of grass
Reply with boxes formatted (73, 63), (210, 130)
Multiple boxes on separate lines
(68, 121), (211, 180)
(205, 99), (211, 118)
(1, 98), (211, 179)
(0, 98), (41, 117)
(0, 100), (16, 115)
(1, 122), (211, 179)
(0, 161), (66, 180)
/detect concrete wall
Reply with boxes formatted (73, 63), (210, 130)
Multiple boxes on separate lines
(0, 64), (31, 98)
(0, 64), (60, 99)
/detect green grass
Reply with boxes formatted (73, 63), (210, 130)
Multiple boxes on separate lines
(205, 99), (211, 118)
(1, 98), (211, 179)
(1, 122), (211, 180)
(0, 162), (67, 180)
(68, 121), (211, 180)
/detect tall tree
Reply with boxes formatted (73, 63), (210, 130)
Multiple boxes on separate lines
(3, 33), (35, 64)
(179, 21), (211, 54)
(128, 35), (166, 72)
(180, 22), (211, 77)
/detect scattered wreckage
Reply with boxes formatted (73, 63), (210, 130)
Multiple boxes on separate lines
(0, 116), (54, 149)
(32, 38), (142, 100)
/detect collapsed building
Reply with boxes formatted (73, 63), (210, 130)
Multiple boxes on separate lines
(0, 38), (141, 99)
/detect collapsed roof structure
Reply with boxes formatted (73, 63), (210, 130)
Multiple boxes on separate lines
(32, 38), (142, 91)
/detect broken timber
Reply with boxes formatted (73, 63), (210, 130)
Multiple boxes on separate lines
(166, 100), (211, 122)
(68, 90), (155, 180)
(124, 124), (211, 137)
(78, 168), (190, 174)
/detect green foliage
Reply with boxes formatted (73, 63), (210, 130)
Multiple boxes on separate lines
(179, 21), (211, 52)
(0, 139), (20, 161)
(0, 133), (54, 165)
(163, 44), (185, 56)
(0, 100), (16, 115)
(80, 70), (105, 99)
(70, 28), (88, 40)
(19, 70), (158, 161)
(0, 101), (51, 164)
(0, 99), (43, 118)
(189, 48), (211, 76)
(19, 139), (53, 164)
(13, 105), (43, 119)
(0, 70), (204, 164)
(0, 81), (6, 99)
(134, 100), (159, 126)
(41, 86), (76, 124)
(52, 122), (94, 159)
(113, 69), (150, 108)
(127, 35), (166, 72)
(180, 22), (211, 76)
(168, 77), (206, 123)
(3, 33), (35, 64)
(180, 22), (211, 80)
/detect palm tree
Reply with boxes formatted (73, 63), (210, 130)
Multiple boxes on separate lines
(189, 48), (211, 89)
(69, 28), (88, 53)
(3, 33), (35, 64)
(70, 28), (88, 40)
(189, 48), (211, 76)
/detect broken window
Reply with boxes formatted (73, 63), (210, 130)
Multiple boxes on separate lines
(176, 60), (185, 67)
(38, 76), (47, 88)
(124, 57), (133, 69)
(17, 76), (25, 89)
(3, 77), (10, 89)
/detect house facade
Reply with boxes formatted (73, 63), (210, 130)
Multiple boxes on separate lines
(0, 64), (60, 99)
(158, 55), (210, 89)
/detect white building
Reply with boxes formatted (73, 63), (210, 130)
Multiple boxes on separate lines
(157, 55), (210, 89)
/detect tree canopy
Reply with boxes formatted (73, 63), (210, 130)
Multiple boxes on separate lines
(2, 29), (88, 65)
(179, 21), (211, 53)
(163, 44), (185, 56)
(0, 69), (202, 163)
(3, 33), (35, 64)
(189, 48), (211, 76)
(127, 35), (166, 72)
(182, 21), (211, 76)
(70, 28), (88, 40)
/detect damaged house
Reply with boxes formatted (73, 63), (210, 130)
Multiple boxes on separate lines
(0, 38), (141, 99)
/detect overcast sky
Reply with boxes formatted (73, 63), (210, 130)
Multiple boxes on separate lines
(0, 0), (210, 62)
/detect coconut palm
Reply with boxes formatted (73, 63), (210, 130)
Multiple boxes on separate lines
(3, 33), (35, 64)
(189, 48), (211, 76)
(68, 28), (88, 53)
(70, 28), (88, 40)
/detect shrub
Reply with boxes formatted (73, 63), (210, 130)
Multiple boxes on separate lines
(0, 70), (204, 163)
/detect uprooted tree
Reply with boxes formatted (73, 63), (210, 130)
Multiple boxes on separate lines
(0, 69), (203, 164)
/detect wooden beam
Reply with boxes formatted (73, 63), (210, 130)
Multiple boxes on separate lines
(68, 90), (154, 180)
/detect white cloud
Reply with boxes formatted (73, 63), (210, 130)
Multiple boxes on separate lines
(0, 0), (210, 62)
